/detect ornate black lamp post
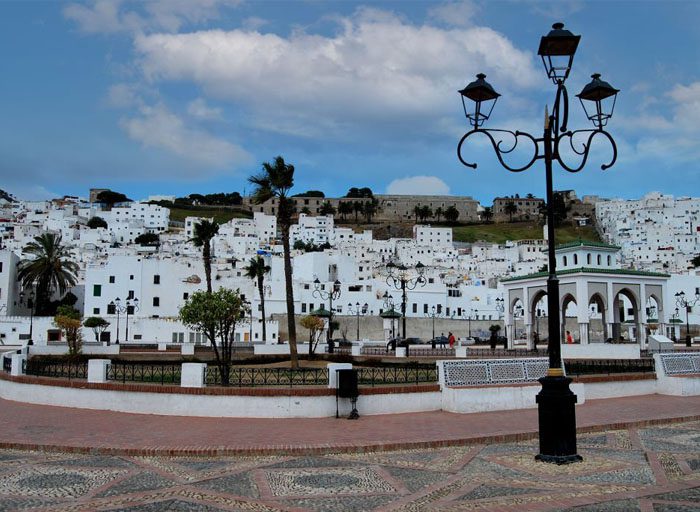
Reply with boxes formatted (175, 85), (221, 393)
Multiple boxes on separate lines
(111, 297), (139, 344)
(19, 285), (36, 345)
(675, 289), (699, 347)
(313, 278), (341, 342)
(347, 302), (369, 341)
(386, 261), (427, 356)
(381, 292), (399, 340)
(456, 22), (620, 464)
(425, 305), (443, 341)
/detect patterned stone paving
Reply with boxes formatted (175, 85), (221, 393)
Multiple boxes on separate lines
(0, 421), (698, 511)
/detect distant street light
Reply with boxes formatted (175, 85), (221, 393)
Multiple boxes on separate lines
(111, 297), (139, 344)
(385, 261), (427, 356)
(19, 285), (36, 345)
(313, 278), (341, 342)
(675, 289), (700, 348)
(347, 302), (369, 341)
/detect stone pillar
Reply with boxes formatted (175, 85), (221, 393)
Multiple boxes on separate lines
(578, 322), (589, 345)
(158, 343), (167, 352)
(327, 363), (353, 389)
(10, 353), (26, 377)
(395, 347), (407, 358)
(181, 363), (207, 388)
(455, 346), (467, 358)
(88, 359), (111, 383)
(351, 342), (363, 356)
(506, 323), (515, 349)
(525, 323), (533, 350)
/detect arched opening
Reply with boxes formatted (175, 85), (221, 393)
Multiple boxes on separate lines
(561, 294), (579, 343)
(510, 298), (525, 341)
(645, 295), (660, 336)
(563, 256), (568, 266)
(612, 288), (639, 343)
(530, 291), (548, 349)
(587, 253), (591, 265)
(588, 293), (608, 342)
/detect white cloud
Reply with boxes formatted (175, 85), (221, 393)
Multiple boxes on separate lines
(386, 176), (451, 195)
(187, 97), (223, 121)
(105, 83), (143, 108)
(428, 1), (479, 27)
(132, 11), (539, 140)
(64, 0), (241, 34)
(120, 103), (249, 168)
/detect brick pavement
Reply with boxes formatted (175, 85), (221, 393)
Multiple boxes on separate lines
(0, 394), (699, 456)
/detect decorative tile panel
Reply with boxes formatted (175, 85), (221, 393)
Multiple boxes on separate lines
(660, 353), (700, 375)
(440, 358), (553, 387)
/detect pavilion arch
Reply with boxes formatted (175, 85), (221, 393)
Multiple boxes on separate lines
(612, 287), (640, 342)
(561, 293), (579, 343)
(588, 292), (608, 342)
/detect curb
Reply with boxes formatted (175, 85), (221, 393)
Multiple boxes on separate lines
(1, 414), (698, 458)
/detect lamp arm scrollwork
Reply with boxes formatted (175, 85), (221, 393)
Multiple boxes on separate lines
(555, 129), (618, 172)
(457, 128), (541, 172)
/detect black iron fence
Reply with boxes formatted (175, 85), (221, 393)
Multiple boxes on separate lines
(564, 358), (655, 376)
(206, 366), (329, 387)
(408, 348), (456, 357)
(107, 363), (182, 385)
(462, 348), (543, 358)
(361, 346), (392, 356)
(357, 366), (438, 387)
(25, 359), (87, 379)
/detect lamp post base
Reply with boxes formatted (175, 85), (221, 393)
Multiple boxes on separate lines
(686, 335), (692, 348)
(535, 375), (582, 464)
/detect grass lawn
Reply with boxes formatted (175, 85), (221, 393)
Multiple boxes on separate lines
(452, 222), (601, 244)
(168, 206), (252, 224)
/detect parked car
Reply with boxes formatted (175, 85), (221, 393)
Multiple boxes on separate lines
(432, 335), (449, 347)
(386, 337), (423, 350)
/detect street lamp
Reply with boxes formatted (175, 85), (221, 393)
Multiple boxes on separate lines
(243, 299), (254, 342)
(347, 302), (369, 341)
(111, 297), (139, 344)
(675, 289), (700, 348)
(313, 278), (341, 342)
(386, 261), (427, 356)
(381, 291), (399, 340)
(425, 305), (443, 341)
(19, 285), (36, 345)
(456, 22), (620, 464)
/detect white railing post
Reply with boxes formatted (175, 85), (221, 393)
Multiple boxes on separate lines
(181, 362), (207, 388)
(88, 359), (111, 383)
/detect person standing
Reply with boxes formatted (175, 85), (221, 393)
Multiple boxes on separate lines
(566, 330), (574, 344)
(448, 331), (456, 349)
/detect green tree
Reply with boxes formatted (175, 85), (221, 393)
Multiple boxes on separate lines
(179, 289), (248, 385)
(338, 201), (353, 221)
(96, 190), (131, 208)
(504, 201), (518, 222)
(293, 190), (325, 198)
(413, 205), (421, 222)
(300, 206), (312, 215)
(319, 201), (336, 216)
(249, 155), (299, 367)
(134, 232), (160, 246)
(83, 316), (110, 343)
(87, 216), (107, 229)
(539, 192), (570, 226)
(692, 254), (700, 268)
(345, 187), (373, 198)
(190, 219), (220, 293)
(444, 205), (460, 224)
(352, 201), (364, 223)
(54, 305), (82, 356)
(243, 256), (271, 342)
(363, 198), (378, 222)
(481, 207), (493, 222)
(434, 207), (443, 222)
(419, 205), (433, 222)
(17, 233), (79, 315)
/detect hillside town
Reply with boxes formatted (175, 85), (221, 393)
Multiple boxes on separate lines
(1, 187), (698, 348)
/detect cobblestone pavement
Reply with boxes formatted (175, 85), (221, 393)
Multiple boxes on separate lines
(0, 421), (698, 512)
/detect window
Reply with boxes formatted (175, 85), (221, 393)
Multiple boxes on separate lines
(153, 275), (160, 284)
(587, 253), (591, 265)
(412, 303), (417, 313)
(107, 303), (116, 314)
(423, 304), (428, 314)
(93, 284), (102, 297)
(183, 293), (189, 300)
(127, 305), (135, 315)
(302, 303), (307, 313)
(0, 262), (3, 272)
(607, 255), (611, 265)
(130, 275), (134, 280)
(153, 297), (160, 307)
(128, 290), (134, 299)
(93, 308), (99, 314)
(109, 275), (115, 283)
(563, 256), (568, 266)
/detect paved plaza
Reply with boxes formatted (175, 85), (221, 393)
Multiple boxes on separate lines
(0, 420), (698, 511)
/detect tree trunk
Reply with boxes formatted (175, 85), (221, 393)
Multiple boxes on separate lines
(280, 223), (298, 368)
(203, 242), (212, 293)
(257, 276), (266, 342)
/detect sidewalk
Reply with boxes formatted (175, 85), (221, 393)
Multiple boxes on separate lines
(1, 394), (699, 456)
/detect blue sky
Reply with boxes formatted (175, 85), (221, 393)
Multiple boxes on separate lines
(0, 0), (698, 203)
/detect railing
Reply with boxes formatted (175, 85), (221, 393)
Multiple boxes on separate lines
(107, 363), (182, 385)
(463, 348), (543, 358)
(357, 366), (438, 387)
(323, 346), (352, 355)
(564, 358), (655, 376)
(25, 360), (87, 379)
(206, 367), (329, 387)
(361, 346), (392, 356)
(408, 348), (456, 357)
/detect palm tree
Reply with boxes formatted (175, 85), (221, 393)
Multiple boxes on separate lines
(244, 256), (271, 342)
(482, 206), (493, 223)
(420, 205), (433, 222)
(413, 205), (421, 222)
(352, 201), (364, 223)
(444, 205), (460, 224)
(338, 201), (353, 221)
(190, 219), (220, 293)
(249, 155), (299, 367)
(434, 207), (443, 222)
(363, 198), (378, 222)
(319, 201), (336, 216)
(18, 232), (79, 315)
